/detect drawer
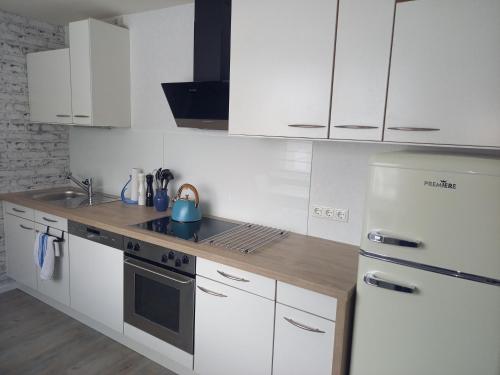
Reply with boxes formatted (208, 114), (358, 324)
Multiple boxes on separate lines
(3, 202), (35, 221)
(197, 258), (276, 300)
(35, 210), (68, 232)
(277, 281), (337, 321)
(273, 303), (335, 375)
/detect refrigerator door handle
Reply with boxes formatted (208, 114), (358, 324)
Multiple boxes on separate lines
(364, 272), (417, 294)
(368, 231), (421, 248)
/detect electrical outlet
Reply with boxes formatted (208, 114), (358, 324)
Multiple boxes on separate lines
(334, 208), (349, 222)
(312, 205), (324, 217)
(324, 208), (334, 218)
(312, 205), (349, 222)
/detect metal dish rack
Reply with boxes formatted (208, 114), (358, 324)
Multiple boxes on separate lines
(202, 223), (288, 254)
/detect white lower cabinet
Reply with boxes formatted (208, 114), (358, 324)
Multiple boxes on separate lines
(69, 234), (123, 333)
(194, 276), (274, 375)
(4, 214), (37, 290)
(273, 304), (335, 375)
(34, 223), (70, 306)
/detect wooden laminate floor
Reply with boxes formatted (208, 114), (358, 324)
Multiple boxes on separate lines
(0, 289), (177, 375)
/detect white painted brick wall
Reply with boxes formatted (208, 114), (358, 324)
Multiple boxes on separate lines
(0, 9), (69, 285)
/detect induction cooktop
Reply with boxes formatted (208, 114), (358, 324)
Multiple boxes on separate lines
(134, 216), (240, 242)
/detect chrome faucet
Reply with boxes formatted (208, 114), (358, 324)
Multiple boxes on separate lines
(67, 172), (94, 198)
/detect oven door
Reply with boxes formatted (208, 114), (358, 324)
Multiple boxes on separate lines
(124, 257), (195, 354)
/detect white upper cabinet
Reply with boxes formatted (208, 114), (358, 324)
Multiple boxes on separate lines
(330, 0), (394, 141)
(385, 0), (500, 147)
(229, 0), (337, 138)
(27, 49), (72, 124)
(69, 18), (131, 127)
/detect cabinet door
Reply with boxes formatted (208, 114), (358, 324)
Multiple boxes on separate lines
(27, 49), (72, 124)
(69, 234), (123, 332)
(69, 20), (92, 126)
(385, 0), (500, 147)
(34, 224), (69, 306)
(330, 0), (394, 141)
(4, 214), (37, 289)
(273, 303), (335, 375)
(194, 276), (274, 375)
(229, 0), (337, 138)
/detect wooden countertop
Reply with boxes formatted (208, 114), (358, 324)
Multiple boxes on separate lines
(0, 188), (358, 301)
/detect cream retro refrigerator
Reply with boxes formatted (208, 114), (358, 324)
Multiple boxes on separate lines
(350, 152), (500, 375)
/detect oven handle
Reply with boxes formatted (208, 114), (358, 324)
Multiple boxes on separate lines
(124, 259), (194, 285)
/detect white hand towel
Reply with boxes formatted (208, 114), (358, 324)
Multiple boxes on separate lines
(34, 232), (46, 270)
(33, 232), (58, 280)
(40, 236), (56, 280)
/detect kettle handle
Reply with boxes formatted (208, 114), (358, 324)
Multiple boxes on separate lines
(177, 183), (200, 207)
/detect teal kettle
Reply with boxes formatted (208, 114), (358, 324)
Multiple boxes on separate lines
(171, 183), (202, 222)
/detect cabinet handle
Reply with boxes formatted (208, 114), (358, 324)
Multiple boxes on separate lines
(217, 270), (250, 283)
(12, 207), (26, 213)
(288, 124), (326, 129)
(368, 231), (421, 248)
(74, 115), (90, 118)
(197, 285), (227, 298)
(333, 125), (379, 129)
(42, 216), (58, 223)
(283, 317), (325, 333)
(364, 272), (417, 294)
(56, 114), (71, 118)
(386, 127), (440, 132)
(19, 224), (33, 231)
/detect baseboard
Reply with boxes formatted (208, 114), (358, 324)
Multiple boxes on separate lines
(0, 279), (17, 294)
(15, 284), (195, 375)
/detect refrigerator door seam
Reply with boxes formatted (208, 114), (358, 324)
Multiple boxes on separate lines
(359, 249), (500, 287)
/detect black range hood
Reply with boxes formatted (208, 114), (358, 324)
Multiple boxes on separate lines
(162, 0), (231, 130)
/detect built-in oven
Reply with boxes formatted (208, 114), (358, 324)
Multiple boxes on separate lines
(123, 237), (196, 354)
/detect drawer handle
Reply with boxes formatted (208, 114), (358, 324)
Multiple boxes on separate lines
(386, 127), (440, 132)
(197, 285), (227, 298)
(284, 317), (325, 333)
(288, 124), (326, 129)
(333, 125), (379, 130)
(368, 231), (421, 248)
(42, 216), (58, 223)
(19, 224), (33, 231)
(56, 114), (71, 118)
(217, 270), (250, 282)
(74, 114), (90, 118)
(12, 207), (26, 213)
(364, 272), (417, 294)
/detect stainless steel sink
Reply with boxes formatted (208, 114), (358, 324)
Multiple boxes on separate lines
(31, 190), (88, 201)
(28, 189), (119, 208)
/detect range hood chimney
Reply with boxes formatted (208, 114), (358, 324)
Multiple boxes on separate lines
(162, 0), (231, 130)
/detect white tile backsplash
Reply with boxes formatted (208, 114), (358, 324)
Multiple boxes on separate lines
(307, 142), (406, 245)
(164, 133), (312, 233)
(69, 127), (164, 194)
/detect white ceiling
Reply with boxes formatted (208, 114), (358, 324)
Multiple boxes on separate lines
(0, 0), (193, 25)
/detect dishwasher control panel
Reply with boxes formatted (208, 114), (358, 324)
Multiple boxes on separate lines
(68, 221), (123, 250)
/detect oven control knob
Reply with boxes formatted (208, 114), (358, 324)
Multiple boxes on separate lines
(182, 255), (189, 264)
(168, 251), (175, 260)
(133, 243), (140, 252)
(126, 241), (133, 250)
(175, 258), (182, 267)
(161, 254), (168, 263)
